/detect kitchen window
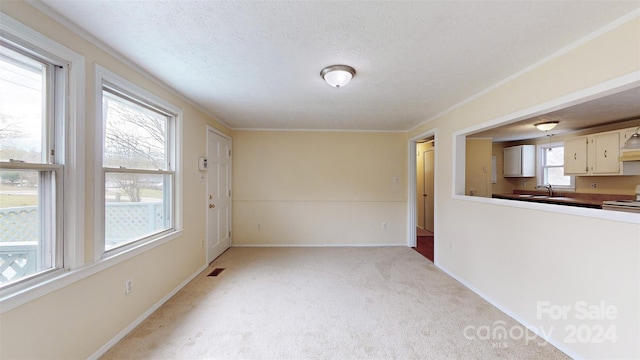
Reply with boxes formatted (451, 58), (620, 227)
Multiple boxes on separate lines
(96, 66), (181, 257)
(537, 142), (574, 190)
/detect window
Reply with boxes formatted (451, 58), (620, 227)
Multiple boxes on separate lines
(537, 142), (574, 190)
(97, 66), (180, 257)
(0, 39), (63, 286)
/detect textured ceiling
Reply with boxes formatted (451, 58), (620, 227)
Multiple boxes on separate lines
(37, 1), (640, 131)
(470, 87), (640, 142)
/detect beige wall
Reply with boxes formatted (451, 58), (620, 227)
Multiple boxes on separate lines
(410, 15), (640, 359)
(232, 130), (407, 245)
(0, 3), (229, 359)
(491, 142), (515, 194)
(465, 139), (493, 197)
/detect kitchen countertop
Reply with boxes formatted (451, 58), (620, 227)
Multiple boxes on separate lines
(492, 190), (635, 209)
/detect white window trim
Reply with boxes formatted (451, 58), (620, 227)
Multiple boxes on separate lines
(94, 64), (183, 262)
(536, 142), (575, 191)
(0, 14), (85, 308)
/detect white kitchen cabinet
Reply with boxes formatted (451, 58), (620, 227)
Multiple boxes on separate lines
(564, 136), (588, 175)
(565, 129), (630, 176)
(503, 145), (535, 177)
(590, 132), (619, 174)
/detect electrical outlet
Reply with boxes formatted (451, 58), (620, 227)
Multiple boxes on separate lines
(381, 222), (388, 229)
(257, 223), (262, 230)
(393, 176), (399, 183)
(522, 181), (527, 187)
(200, 239), (204, 248)
(125, 279), (133, 295)
(590, 183), (598, 189)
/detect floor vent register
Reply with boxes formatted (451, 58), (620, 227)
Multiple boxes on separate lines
(208, 268), (225, 277)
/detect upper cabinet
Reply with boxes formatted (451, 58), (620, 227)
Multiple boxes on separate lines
(564, 127), (639, 176)
(503, 145), (535, 177)
(564, 136), (588, 174)
(590, 132), (619, 174)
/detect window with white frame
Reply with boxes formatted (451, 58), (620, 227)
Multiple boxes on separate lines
(97, 67), (180, 255)
(0, 38), (64, 286)
(537, 142), (574, 190)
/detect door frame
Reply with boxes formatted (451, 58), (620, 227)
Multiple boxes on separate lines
(205, 126), (232, 263)
(407, 129), (437, 249)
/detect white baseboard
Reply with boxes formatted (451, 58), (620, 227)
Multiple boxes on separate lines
(435, 264), (579, 360)
(88, 263), (208, 360)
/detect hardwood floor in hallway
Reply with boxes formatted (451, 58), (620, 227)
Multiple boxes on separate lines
(414, 227), (434, 262)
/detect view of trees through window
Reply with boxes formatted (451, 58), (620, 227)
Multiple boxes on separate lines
(0, 41), (56, 285)
(0, 45), (44, 188)
(102, 87), (173, 250)
(103, 90), (167, 203)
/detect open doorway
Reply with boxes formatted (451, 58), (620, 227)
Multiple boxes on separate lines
(415, 137), (434, 262)
(417, 138), (435, 232)
(408, 131), (436, 262)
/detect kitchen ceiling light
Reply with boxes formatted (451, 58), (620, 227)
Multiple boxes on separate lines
(320, 65), (356, 88)
(534, 121), (559, 131)
(622, 127), (640, 149)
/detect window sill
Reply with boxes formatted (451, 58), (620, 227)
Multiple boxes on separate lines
(0, 229), (183, 314)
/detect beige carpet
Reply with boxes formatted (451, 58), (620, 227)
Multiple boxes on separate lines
(101, 247), (568, 359)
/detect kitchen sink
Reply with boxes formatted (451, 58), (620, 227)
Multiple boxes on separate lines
(518, 194), (570, 199)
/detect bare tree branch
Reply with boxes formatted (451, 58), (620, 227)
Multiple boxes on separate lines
(104, 98), (167, 201)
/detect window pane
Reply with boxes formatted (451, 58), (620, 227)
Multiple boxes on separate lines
(545, 146), (564, 166)
(0, 45), (46, 163)
(0, 170), (53, 285)
(105, 172), (171, 250)
(103, 91), (167, 170)
(545, 167), (571, 186)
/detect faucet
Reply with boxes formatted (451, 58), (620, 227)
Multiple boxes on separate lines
(535, 183), (553, 197)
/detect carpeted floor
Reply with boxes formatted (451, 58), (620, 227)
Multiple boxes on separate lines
(101, 247), (568, 359)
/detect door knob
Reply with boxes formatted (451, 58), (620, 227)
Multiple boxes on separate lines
(209, 204), (215, 209)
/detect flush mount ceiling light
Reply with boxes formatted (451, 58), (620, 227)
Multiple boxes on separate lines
(534, 121), (559, 131)
(320, 65), (356, 88)
(622, 127), (640, 149)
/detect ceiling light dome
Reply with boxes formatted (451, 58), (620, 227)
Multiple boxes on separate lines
(320, 65), (356, 88)
(534, 121), (559, 131)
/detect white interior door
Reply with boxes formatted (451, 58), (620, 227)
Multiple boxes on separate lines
(423, 149), (434, 232)
(416, 148), (425, 229)
(206, 129), (231, 263)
